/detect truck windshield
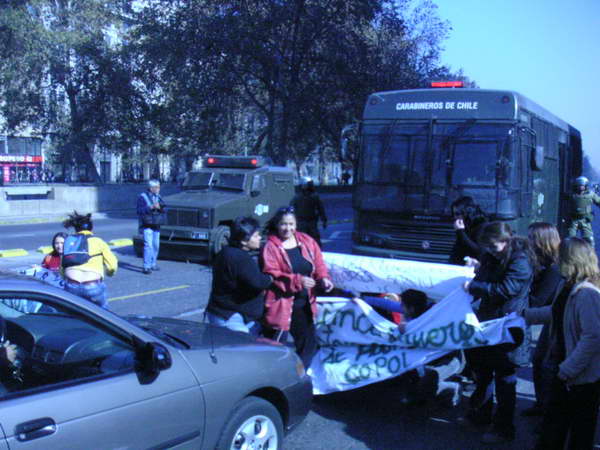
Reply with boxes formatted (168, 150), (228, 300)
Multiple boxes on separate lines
(214, 173), (246, 191)
(362, 122), (511, 188)
(183, 172), (212, 189)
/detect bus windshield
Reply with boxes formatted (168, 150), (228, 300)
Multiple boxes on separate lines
(362, 122), (512, 188)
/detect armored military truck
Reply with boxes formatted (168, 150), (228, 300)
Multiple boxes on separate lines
(133, 155), (295, 262)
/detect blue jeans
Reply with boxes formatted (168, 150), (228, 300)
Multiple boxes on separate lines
(205, 312), (261, 336)
(65, 280), (108, 309)
(143, 228), (160, 270)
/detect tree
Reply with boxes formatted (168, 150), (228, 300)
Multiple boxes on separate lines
(132, 0), (455, 167)
(0, 0), (137, 182)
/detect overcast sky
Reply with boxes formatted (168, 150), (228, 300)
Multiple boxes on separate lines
(433, 0), (600, 169)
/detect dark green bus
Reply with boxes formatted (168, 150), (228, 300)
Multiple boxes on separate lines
(346, 86), (582, 262)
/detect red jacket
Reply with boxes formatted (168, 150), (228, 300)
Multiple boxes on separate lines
(261, 232), (330, 331)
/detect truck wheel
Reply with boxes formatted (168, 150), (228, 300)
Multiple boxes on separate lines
(215, 396), (283, 450)
(210, 225), (230, 257)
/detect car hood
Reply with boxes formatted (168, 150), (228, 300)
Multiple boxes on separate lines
(164, 190), (244, 209)
(125, 315), (281, 349)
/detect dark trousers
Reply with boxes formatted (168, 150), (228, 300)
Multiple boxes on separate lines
(296, 220), (322, 248)
(535, 377), (600, 450)
(289, 303), (318, 368)
(531, 325), (557, 409)
(467, 345), (517, 436)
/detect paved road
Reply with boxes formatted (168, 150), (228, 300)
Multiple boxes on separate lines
(2, 194), (600, 449)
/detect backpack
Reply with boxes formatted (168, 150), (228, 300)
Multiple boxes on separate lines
(61, 234), (101, 268)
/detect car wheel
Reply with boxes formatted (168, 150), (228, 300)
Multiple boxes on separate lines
(215, 396), (283, 450)
(210, 225), (230, 257)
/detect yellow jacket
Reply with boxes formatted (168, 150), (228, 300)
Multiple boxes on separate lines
(67, 231), (118, 278)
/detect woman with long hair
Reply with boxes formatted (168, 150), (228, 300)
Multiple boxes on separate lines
(41, 232), (67, 271)
(526, 238), (600, 450)
(205, 216), (272, 336)
(261, 206), (334, 367)
(522, 223), (564, 417)
(449, 196), (489, 266)
(462, 221), (533, 444)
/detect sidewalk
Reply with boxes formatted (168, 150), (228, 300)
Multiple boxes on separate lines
(0, 209), (136, 226)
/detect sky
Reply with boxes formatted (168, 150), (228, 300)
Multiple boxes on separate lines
(432, 0), (600, 169)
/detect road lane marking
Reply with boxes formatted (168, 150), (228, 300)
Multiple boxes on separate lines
(109, 284), (191, 302)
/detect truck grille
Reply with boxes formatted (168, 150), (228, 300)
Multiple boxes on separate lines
(380, 221), (455, 255)
(166, 208), (209, 228)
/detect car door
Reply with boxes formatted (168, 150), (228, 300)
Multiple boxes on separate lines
(0, 425), (8, 450)
(249, 173), (271, 223)
(0, 292), (204, 449)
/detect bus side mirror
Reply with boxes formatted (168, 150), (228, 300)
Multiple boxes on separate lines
(532, 146), (544, 171)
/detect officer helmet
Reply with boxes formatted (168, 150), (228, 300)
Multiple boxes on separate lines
(574, 176), (589, 187)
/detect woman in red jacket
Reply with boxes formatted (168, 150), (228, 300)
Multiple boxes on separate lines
(261, 206), (334, 367)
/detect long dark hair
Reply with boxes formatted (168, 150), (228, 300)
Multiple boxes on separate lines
(229, 216), (260, 248)
(478, 221), (532, 270)
(50, 232), (68, 256)
(528, 222), (560, 274)
(63, 211), (93, 232)
(451, 196), (488, 229)
(266, 206), (296, 235)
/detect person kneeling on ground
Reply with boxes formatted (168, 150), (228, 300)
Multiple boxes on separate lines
(205, 217), (272, 336)
(393, 290), (463, 408)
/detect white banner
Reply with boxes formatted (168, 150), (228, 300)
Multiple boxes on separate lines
(310, 253), (525, 395)
(311, 291), (525, 395)
(323, 252), (475, 301)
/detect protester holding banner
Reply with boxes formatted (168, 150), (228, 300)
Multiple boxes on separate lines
(525, 237), (600, 450)
(522, 223), (564, 418)
(448, 196), (488, 266)
(462, 221), (533, 444)
(261, 206), (334, 367)
(205, 217), (272, 336)
(41, 232), (67, 271)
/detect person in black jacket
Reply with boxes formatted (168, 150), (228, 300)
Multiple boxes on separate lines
(462, 222), (534, 444)
(448, 196), (488, 266)
(205, 217), (272, 336)
(522, 222), (564, 417)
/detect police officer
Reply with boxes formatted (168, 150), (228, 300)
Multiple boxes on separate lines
(567, 176), (600, 246)
(290, 177), (327, 247)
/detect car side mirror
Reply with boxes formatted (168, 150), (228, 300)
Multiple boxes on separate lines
(134, 340), (172, 385)
(251, 190), (261, 197)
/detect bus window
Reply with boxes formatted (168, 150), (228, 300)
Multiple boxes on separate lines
(451, 140), (498, 186)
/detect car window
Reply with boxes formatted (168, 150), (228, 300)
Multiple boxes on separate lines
(0, 295), (136, 399)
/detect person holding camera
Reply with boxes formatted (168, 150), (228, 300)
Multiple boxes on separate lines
(137, 179), (166, 275)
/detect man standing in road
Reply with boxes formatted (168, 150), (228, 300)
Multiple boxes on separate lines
(291, 177), (327, 247)
(568, 176), (600, 246)
(137, 179), (165, 274)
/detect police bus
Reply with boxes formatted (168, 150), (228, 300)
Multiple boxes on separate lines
(344, 82), (582, 262)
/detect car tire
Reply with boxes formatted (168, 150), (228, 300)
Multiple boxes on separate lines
(210, 225), (230, 258)
(215, 396), (283, 450)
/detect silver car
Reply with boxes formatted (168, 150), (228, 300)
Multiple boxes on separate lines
(0, 275), (312, 449)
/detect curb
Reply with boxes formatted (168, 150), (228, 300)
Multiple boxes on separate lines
(37, 246), (53, 254)
(109, 238), (133, 248)
(0, 249), (29, 258)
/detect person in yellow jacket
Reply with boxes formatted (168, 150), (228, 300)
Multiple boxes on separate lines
(62, 211), (118, 309)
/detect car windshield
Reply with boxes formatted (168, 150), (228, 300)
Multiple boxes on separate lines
(183, 172), (213, 189)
